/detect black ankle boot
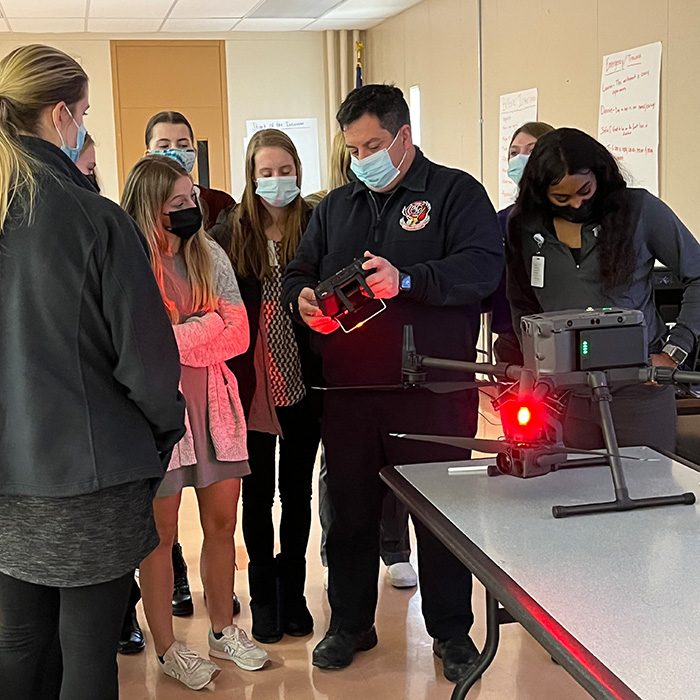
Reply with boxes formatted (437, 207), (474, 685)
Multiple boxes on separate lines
(118, 608), (145, 655)
(171, 542), (193, 617)
(249, 561), (282, 643)
(277, 553), (313, 637)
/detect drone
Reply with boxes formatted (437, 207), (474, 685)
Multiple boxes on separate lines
(316, 307), (700, 518)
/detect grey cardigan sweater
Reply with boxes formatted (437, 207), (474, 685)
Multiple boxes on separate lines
(506, 188), (700, 356)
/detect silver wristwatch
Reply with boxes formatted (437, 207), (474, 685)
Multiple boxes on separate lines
(662, 343), (688, 366)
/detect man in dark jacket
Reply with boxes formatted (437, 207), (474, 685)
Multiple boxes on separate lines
(282, 85), (503, 682)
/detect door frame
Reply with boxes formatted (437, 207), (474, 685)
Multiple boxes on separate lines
(110, 39), (231, 193)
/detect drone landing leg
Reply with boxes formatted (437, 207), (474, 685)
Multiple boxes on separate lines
(552, 371), (695, 518)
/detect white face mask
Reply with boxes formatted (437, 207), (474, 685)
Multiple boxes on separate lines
(507, 153), (530, 185)
(349, 130), (407, 191)
(255, 175), (300, 208)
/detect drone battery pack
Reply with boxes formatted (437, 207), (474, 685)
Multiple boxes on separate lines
(520, 308), (647, 377)
(577, 325), (647, 370)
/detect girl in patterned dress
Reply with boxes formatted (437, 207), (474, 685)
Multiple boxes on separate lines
(212, 129), (322, 644)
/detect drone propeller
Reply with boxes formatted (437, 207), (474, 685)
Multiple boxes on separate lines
(389, 433), (654, 461)
(312, 380), (498, 393)
(312, 384), (405, 392)
(389, 433), (509, 453)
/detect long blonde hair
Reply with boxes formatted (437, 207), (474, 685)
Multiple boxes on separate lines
(229, 128), (311, 280)
(121, 155), (216, 323)
(328, 130), (351, 190)
(0, 44), (87, 233)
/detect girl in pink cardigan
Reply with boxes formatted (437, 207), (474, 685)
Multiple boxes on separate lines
(122, 155), (268, 690)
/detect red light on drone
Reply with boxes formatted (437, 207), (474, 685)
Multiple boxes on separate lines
(500, 397), (546, 443)
(517, 406), (532, 426)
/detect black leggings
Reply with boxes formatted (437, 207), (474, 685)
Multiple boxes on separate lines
(242, 395), (321, 565)
(0, 570), (133, 700)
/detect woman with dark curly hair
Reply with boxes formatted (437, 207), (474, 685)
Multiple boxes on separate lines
(506, 127), (700, 451)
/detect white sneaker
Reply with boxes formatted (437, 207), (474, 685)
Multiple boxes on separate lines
(209, 625), (269, 671)
(386, 562), (418, 588)
(159, 641), (221, 690)
(323, 566), (329, 591)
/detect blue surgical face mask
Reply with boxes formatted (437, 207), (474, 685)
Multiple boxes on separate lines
(350, 130), (407, 191)
(507, 153), (530, 185)
(150, 148), (196, 174)
(55, 105), (86, 164)
(255, 176), (300, 208)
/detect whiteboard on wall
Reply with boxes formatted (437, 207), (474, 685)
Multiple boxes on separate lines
(598, 42), (662, 195)
(498, 88), (538, 210)
(245, 118), (321, 196)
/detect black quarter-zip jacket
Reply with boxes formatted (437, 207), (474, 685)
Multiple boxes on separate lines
(282, 147), (504, 386)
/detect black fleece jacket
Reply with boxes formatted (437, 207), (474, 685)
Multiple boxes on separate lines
(282, 148), (504, 387)
(0, 137), (185, 497)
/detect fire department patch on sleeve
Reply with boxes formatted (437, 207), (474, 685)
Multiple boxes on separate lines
(399, 200), (431, 231)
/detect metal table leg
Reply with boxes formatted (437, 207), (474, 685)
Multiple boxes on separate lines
(451, 589), (502, 700)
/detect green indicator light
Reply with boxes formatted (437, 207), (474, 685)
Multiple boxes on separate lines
(581, 340), (590, 356)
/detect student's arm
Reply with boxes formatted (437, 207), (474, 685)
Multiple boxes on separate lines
(177, 240), (249, 367)
(643, 193), (700, 354)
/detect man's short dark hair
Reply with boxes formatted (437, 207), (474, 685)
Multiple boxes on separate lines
(336, 84), (410, 136)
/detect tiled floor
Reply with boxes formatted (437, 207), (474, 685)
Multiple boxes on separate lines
(118, 398), (591, 699)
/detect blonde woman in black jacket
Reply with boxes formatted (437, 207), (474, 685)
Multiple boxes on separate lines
(0, 45), (185, 700)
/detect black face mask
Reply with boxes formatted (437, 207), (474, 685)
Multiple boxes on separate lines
(551, 196), (598, 224)
(165, 206), (202, 241)
(86, 173), (100, 194)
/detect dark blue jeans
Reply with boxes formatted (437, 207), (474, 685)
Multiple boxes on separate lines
(0, 570), (133, 700)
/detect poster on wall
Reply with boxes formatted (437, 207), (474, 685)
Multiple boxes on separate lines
(498, 88), (538, 210)
(245, 118), (321, 195)
(597, 42), (662, 195)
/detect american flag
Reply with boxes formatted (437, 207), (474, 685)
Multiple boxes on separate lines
(355, 40), (363, 88)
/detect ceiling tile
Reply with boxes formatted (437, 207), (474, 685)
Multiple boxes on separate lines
(169, 0), (259, 19)
(87, 18), (162, 32)
(325, 0), (422, 21)
(161, 18), (238, 32)
(233, 18), (311, 31)
(7, 17), (86, 32)
(2, 0), (86, 18)
(304, 18), (378, 31)
(250, 0), (342, 19)
(89, 0), (173, 19)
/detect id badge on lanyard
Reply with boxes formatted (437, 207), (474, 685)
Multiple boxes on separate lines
(531, 233), (545, 288)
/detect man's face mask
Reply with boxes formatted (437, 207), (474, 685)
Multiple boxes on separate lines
(255, 176), (300, 208)
(150, 148), (196, 174)
(350, 130), (407, 191)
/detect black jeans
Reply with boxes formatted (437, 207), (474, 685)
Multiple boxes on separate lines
(0, 570), (133, 700)
(242, 394), (321, 566)
(323, 389), (478, 640)
(318, 449), (411, 567)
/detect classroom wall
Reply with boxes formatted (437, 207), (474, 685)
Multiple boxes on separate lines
(365, 0), (482, 178)
(226, 32), (327, 202)
(367, 0), (700, 235)
(0, 32), (328, 203)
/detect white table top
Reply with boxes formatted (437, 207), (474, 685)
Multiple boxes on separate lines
(394, 447), (700, 700)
